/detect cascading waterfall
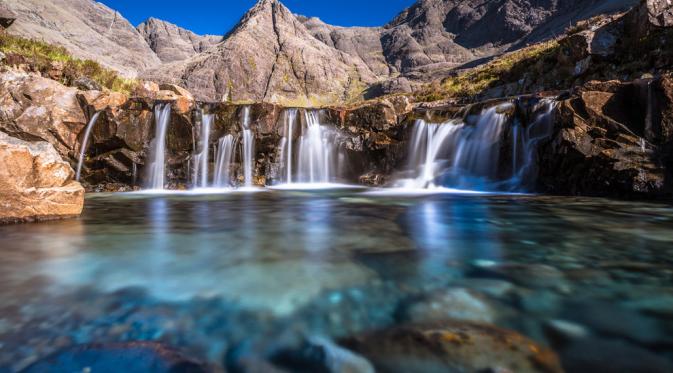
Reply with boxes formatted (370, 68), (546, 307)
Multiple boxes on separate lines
(214, 135), (236, 187)
(398, 100), (555, 191)
(240, 106), (255, 187)
(279, 109), (340, 185)
(192, 111), (213, 188)
(146, 104), (172, 190)
(75, 111), (102, 181)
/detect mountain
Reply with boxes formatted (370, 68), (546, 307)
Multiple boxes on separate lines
(2, 0), (161, 77)
(141, 0), (379, 104)
(137, 18), (223, 63)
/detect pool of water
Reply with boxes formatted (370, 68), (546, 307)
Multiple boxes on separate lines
(0, 190), (672, 371)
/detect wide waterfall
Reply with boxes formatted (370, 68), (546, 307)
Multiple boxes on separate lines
(146, 104), (172, 190)
(240, 106), (255, 187)
(397, 100), (555, 192)
(193, 111), (213, 188)
(278, 109), (342, 185)
(75, 111), (102, 181)
(214, 135), (236, 187)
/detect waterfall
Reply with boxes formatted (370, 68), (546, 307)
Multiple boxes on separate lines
(398, 100), (555, 192)
(214, 135), (236, 187)
(240, 106), (255, 187)
(75, 111), (102, 181)
(193, 111), (213, 188)
(279, 109), (298, 184)
(278, 109), (340, 185)
(146, 104), (172, 190)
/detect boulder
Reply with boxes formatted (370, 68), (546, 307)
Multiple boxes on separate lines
(397, 288), (499, 324)
(0, 70), (87, 159)
(77, 90), (128, 112)
(0, 131), (84, 223)
(0, 4), (16, 29)
(134, 80), (161, 98)
(647, 0), (673, 27)
(341, 322), (564, 373)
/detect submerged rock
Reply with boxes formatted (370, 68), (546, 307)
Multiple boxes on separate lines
(0, 131), (84, 223)
(341, 322), (564, 373)
(560, 337), (673, 373)
(397, 288), (499, 324)
(22, 342), (208, 373)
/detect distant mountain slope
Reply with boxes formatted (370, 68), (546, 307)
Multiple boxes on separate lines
(141, 0), (379, 104)
(137, 18), (222, 63)
(3, 0), (161, 77)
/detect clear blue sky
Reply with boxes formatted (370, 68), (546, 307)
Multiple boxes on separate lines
(98, 0), (416, 36)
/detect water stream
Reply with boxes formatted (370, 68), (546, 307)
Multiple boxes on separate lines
(75, 111), (102, 181)
(146, 104), (172, 190)
(240, 106), (255, 187)
(192, 111), (213, 188)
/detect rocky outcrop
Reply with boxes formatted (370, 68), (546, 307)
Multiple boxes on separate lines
(142, 0), (378, 104)
(0, 131), (84, 223)
(538, 79), (671, 197)
(0, 4), (16, 29)
(137, 18), (222, 63)
(0, 70), (87, 159)
(3, 0), (161, 77)
(341, 322), (564, 373)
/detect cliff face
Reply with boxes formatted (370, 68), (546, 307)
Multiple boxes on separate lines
(2, 0), (161, 77)
(137, 18), (222, 63)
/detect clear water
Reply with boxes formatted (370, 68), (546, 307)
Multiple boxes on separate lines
(0, 191), (672, 371)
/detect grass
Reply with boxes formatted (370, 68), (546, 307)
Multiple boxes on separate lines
(0, 31), (137, 94)
(414, 40), (561, 102)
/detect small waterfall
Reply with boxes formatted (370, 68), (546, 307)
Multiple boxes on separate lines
(214, 135), (236, 187)
(147, 104), (172, 190)
(398, 100), (555, 191)
(279, 109), (340, 185)
(240, 106), (255, 187)
(75, 111), (102, 181)
(193, 111), (213, 188)
(279, 109), (298, 184)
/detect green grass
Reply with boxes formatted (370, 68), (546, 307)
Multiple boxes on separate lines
(0, 31), (137, 94)
(414, 40), (561, 102)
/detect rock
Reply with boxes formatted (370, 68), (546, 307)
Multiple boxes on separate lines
(543, 319), (591, 347)
(159, 83), (194, 101)
(562, 301), (667, 345)
(77, 90), (128, 112)
(134, 80), (161, 98)
(560, 337), (673, 373)
(4, 0), (161, 76)
(468, 262), (567, 290)
(23, 342), (208, 373)
(647, 0), (673, 27)
(397, 288), (498, 323)
(0, 70), (87, 159)
(137, 18), (222, 63)
(0, 132), (84, 224)
(270, 336), (375, 373)
(538, 81), (669, 197)
(73, 76), (102, 91)
(0, 4), (16, 29)
(341, 322), (564, 373)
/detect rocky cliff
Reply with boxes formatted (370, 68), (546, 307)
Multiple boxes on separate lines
(2, 0), (161, 77)
(137, 18), (222, 63)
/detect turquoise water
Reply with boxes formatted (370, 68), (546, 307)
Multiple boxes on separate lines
(0, 190), (672, 371)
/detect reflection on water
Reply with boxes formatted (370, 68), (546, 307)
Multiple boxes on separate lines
(0, 191), (672, 371)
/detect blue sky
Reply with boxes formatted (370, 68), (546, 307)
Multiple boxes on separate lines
(98, 0), (416, 36)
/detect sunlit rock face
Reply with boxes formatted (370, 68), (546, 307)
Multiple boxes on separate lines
(2, 0), (161, 77)
(137, 18), (222, 64)
(0, 131), (84, 223)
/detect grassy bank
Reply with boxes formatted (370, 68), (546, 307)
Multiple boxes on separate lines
(0, 31), (137, 94)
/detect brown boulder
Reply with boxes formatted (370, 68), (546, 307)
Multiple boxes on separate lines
(77, 90), (128, 112)
(133, 80), (160, 98)
(0, 131), (84, 224)
(341, 322), (563, 373)
(0, 4), (16, 29)
(0, 70), (87, 159)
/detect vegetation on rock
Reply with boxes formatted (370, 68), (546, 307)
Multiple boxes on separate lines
(0, 31), (137, 94)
